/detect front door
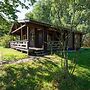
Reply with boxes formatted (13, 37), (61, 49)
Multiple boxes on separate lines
(35, 29), (43, 48)
(38, 31), (43, 47)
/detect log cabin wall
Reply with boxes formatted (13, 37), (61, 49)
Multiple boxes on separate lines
(10, 20), (83, 52)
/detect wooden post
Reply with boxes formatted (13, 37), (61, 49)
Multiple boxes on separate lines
(20, 24), (23, 40)
(27, 26), (29, 55)
(43, 27), (47, 51)
(21, 28), (23, 40)
(35, 28), (38, 48)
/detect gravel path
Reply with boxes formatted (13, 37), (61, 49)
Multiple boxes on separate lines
(0, 56), (41, 66)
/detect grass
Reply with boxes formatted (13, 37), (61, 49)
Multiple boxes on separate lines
(0, 46), (28, 61)
(0, 48), (90, 90)
(68, 48), (90, 90)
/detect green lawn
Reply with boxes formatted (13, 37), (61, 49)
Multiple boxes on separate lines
(0, 48), (90, 90)
(0, 47), (28, 61)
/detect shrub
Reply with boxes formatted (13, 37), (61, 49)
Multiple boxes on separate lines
(0, 35), (16, 48)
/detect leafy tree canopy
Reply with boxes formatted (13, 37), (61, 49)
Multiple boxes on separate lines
(0, 16), (11, 36)
(0, 0), (36, 36)
(0, 0), (36, 20)
(25, 0), (90, 32)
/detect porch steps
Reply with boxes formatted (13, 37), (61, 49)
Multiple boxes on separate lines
(34, 50), (48, 56)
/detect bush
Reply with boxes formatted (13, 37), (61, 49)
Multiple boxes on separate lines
(0, 35), (16, 48)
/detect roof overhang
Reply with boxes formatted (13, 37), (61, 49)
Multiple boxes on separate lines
(9, 19), (84, 35)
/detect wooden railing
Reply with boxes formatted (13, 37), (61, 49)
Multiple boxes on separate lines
(10, 40), (61, 52)
(47, 41), (61, 51)
(10, 40), (28, 51)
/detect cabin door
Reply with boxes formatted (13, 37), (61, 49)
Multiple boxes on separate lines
(35, 30), (43, 48)
(38, 31), (43, 48)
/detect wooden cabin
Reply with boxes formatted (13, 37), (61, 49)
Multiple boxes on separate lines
(9, 19), (83, 55)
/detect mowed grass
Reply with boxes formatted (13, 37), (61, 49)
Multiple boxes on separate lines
(0, 48), (90, 90)
(0, 47), (28, 61)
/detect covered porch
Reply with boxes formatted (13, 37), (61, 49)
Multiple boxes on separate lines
(10, 40), (44, 52)
(10, 23), (45, 54)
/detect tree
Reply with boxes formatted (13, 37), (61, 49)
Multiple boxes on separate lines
(25, 0), (90, 88)
(0, 0), (36, 20)
(25, 0), (52, 23)
(0, 0), (36, 36)
(25, 0), (90, 33)
(0, 16), (11, 36)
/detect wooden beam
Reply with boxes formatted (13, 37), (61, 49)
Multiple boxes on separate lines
(21, 28), (23, 40)
(27, 26), (30, 55)
(35, 28), (38, 47)
(12, 24), (26, 34)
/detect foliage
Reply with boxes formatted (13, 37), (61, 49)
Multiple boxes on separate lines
(83, 33), (90, 47)
(0, 35), (16, 48)
(25, 0), (52, 24)
(0, 16), (11, 36)
(0, 0), (36, 36)
(0, 48), (90, 90)
(25, 0), (90, 33)
(0, 0), (36, 20)
(0, 47), (28, 61)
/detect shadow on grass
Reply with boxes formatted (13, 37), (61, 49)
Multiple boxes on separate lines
(0, 49), (90, 90)
(0, 58), (61, 90)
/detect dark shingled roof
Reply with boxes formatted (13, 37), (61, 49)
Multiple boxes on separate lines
(10, 19), (84, 34)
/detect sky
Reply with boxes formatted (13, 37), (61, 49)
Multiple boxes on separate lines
(16, 7), (33, 20)
(16, 1), (33, 20)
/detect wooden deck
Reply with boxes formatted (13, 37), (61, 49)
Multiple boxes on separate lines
(47, 41), (61, 50)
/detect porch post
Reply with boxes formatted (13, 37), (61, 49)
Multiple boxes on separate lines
(21, 28), (23, 40)
(27, 26), (30, 55)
